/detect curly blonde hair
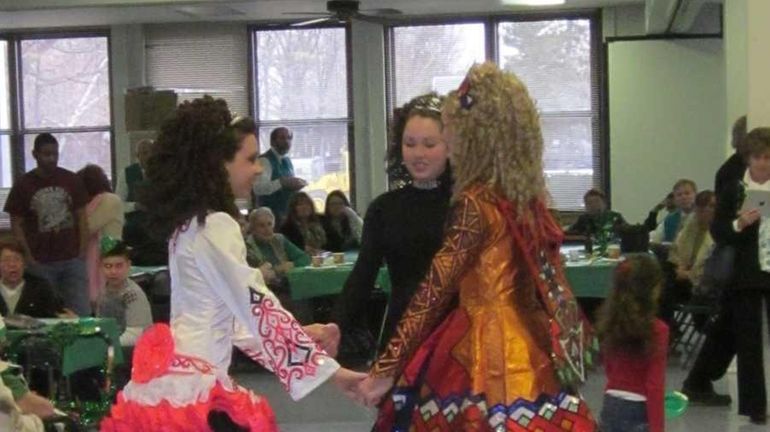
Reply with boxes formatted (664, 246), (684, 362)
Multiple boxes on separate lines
(444, 62), (546, 211)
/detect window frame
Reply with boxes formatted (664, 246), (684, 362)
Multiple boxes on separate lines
(248, 22), (356, 207)
(383, 10), (607, 211)
(0, 29), (115, 182)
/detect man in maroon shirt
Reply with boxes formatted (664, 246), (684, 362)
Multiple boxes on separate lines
(3, 133), (90, 315)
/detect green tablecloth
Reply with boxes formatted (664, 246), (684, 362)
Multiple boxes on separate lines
(288, 256), (616, 301)
(7, 318), (124, 376)
(564, 260), (617, 298)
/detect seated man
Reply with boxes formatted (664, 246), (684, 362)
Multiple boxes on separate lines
(651, 179), (697, 244)
(566, 189), (627, 240)
(0, 241), (74, 318)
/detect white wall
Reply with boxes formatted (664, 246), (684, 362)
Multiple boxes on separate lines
(747, 0), (770, 129)
(609, 38), (726, 223)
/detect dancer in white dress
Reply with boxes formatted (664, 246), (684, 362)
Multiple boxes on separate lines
(101, 97), (364, 431)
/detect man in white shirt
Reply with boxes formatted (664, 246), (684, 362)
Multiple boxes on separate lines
(252, 127), (307, 223)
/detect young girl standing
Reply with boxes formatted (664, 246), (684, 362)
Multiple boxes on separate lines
(597, 254), (669, 432)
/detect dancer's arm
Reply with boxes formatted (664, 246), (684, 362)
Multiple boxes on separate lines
(370, 193), (486, 378)
(194, 213), (340, 400)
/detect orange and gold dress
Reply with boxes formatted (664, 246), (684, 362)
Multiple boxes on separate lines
(371, 184), (597, 431)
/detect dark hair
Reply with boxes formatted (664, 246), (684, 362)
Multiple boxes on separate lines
(583, 188), (606, 202)
(284, 192), (321, 227)
(33, 133), (58, 152)
(102, 240), (132, 259)
(695, 190), (715, 208)
(269, 127), (291, 143)
(0, 239), (25, 258)
(139, 96), (245, 239)
(387, 92), (445, 186)
(596, 254), (662, 356)
(732, 115), (748, 152)
(77, 164), (113, 198)
(746, 127), (770, 158)
(324, 190), (353, 236)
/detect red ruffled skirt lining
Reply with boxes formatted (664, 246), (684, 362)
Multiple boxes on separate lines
(100, 382), (277, 431)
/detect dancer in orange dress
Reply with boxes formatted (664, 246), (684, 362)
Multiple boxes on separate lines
(358, 63), (598, 431)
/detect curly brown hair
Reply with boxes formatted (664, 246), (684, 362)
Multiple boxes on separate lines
(139, 96), (244, 239)
(596, 254), (662, 356)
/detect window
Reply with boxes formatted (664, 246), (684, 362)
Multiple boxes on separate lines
(387, 15), (603, 211)
(498, 19), (598, 211)
(252, 26), (351, 211)
(19, 36), (112, 176)
(390, 23), (486, 107)
(0, 40), (10, 188)
(146, 23), (249, 115)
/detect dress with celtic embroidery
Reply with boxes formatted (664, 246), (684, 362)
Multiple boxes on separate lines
(371, 185), (597, 431)
(101, 212), (339, 431)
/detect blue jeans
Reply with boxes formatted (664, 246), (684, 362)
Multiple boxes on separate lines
(600, 394), (649, 432)
(28, 258), (89, 316)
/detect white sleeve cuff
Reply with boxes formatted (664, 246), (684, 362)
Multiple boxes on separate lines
(733, 219), (743, 232)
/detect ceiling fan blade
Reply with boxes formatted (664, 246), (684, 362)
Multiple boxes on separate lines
(283, 12), (332, 16)
(360, 8), (403, 16)
(292, 17), (334, 27)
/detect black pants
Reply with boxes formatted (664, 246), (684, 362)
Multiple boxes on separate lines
(685, 289), (770, 416)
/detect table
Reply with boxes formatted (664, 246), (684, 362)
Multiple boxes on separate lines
(6, 318), (124, 376)
(564, 259), (618, 298)
(287, 255), (617, 301)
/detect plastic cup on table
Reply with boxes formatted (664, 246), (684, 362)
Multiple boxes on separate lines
(664, 391), (689, 418)
(311, 256), (323, 267)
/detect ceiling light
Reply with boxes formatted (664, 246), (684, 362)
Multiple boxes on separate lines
(501, 0), (566, 6)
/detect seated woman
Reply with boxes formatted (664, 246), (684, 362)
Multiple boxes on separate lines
(246, 207), (310, 281)
(321, 190), (363, 252)
(280, 192), (326, 255)
(661, 190), (717, 330)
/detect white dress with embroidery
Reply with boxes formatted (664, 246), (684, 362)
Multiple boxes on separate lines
(101, 212), (339, 431)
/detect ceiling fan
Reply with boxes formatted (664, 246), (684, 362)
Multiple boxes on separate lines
(285, 0), (403, 27)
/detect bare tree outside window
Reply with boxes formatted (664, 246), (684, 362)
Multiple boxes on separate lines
(391, 24), (486, 107)
(0, 41), (11, 188)
(20, 36), (112, 177)
(499, 19), (597, 210)
(255, 27), (350, 210)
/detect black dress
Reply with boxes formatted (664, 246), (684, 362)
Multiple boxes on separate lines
(333, 177), (452, 352)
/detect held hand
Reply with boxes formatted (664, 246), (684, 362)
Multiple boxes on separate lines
(302, 323), (340, 357)
(675, 267), (691, 281)
(17, 392), (56, 419)
(358, 375), (394, 407)
(277, 262), (295, 274)
(332, 368), (368, 404)
(738, 208), (762, 230)
(259, 263), (277, 283)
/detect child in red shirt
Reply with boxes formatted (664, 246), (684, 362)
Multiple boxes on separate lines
(597, 254), (669, 432)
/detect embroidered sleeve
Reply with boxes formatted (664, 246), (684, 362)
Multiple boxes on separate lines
(371, 194), (486, 377)
(194, 213), (339, 400)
